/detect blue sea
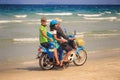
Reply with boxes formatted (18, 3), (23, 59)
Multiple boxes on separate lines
(0, 5), (120, 68)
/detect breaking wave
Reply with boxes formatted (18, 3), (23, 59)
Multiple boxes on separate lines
(14, 15), (27, 18)
(104, 11), (111, 14)
(0, 18), (62, 24)
(116, 13), (120, 15)
(36, 12), (72, 16)
(13, 38), (39, 42)
(0, 20), (23, 24)
(77, 14), (102, 17)
(83, 17), (117, 21)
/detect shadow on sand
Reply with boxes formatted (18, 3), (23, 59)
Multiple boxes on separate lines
(16, 66), (44, 71)
(15, 66), (66, 71)
(15, 64), (79, 71)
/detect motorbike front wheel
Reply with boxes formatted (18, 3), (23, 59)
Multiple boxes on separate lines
(73, 50), (87, 66)
(39, 53), (54, 70)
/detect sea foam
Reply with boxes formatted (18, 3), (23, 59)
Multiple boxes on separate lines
(36, 12), (72, 16)
(77, 14), (102, 17)
(104, 11), (111, 14)
(83, 17), (117, 21)
(14, 15), (27, 18)
(13, 38), (39, 42)
(0, 20), (23, 24)
(116, 13), (120, 15)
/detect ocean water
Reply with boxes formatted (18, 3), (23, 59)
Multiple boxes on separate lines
(0, 5), (120, 68)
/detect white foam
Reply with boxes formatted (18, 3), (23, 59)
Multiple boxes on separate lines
(27, 19), (54, 22)
(77, 14), (102, 17)
(0, 19), (41, 24)
(87, 34), (120, 37)
(83, 17), (117, 21)
(0, 20), (10, 23)
(63, 20), (99, 23)
(13, 38), (39, 42)
(104, 11), (111, 14)
(116, 13), (120, 15)
(36, 12), (72, 16)
(11, 20), (23, 23)
(0, 20), (23, 24)
(14, 15), (27, 18)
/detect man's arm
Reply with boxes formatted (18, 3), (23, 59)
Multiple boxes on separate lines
(58, 27), (69, 40)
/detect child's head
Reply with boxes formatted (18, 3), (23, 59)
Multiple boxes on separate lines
(41, 17), (47, 26)
(50, 20), (59, 30)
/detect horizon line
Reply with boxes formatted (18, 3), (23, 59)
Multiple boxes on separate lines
(0, 4), (120, 5)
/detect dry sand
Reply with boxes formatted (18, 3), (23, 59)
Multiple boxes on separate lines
(0, 48), (120, 80)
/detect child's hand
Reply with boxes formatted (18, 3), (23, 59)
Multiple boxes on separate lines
(59, 39), (67, 43)
(62, 39), (67, 43)
(49, 38), (53, 42)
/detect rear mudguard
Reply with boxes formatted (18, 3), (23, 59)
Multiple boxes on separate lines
(41, 47), (54, 58)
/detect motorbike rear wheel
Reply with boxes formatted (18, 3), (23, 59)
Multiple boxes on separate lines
(73, 50), (87, 66)
(39, 53), (54, 70)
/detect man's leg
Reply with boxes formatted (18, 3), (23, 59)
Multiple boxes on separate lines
(62, 43), (73, 62)
(63, 51), (71, 62)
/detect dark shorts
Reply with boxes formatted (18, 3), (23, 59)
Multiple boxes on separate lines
(61, 42), (72, 52)
(40, 42), (49, 49)
(68, 40), (76, 49)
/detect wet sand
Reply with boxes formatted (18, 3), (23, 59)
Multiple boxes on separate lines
(0, 48), (120, 80)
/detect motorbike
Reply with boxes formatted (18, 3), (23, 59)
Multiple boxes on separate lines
(37, 34), (87, 70)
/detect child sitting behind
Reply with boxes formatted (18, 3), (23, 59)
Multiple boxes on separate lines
(39, 17), (60, 65)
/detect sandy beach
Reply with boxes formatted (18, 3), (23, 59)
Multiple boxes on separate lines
(0, 48), (120, 80)
(0, 4), (120, 80)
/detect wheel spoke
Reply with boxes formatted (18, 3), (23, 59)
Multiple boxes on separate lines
(73, 50), (87, 66)
(39, 54), (54, 70)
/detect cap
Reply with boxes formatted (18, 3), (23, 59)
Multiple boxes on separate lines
(50, 20), (58, 27)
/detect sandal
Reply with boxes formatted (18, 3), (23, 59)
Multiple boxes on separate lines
(59, 60), (64, 67)
(55, 62), (60, 66)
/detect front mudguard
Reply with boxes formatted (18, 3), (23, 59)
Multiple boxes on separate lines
(76, 46), (85, 54)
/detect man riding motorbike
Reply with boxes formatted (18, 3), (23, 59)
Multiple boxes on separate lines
(50, 19), (73, 66)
